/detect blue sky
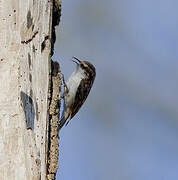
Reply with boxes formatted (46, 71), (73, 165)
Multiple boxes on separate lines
(53, 0), (178, 179)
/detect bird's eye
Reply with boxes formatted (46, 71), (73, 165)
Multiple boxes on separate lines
(80, 63), (84, 68)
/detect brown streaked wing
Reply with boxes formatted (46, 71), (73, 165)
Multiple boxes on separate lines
(70, 78), (94, 119)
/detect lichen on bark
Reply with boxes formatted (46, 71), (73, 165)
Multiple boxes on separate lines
(47, 61), (61, 180)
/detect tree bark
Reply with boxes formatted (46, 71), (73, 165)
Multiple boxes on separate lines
(0, 0), (61, 179)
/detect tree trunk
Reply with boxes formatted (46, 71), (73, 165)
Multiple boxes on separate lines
(0, 0), (61, 179)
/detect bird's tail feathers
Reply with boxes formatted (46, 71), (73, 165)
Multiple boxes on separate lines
(59, 111), (69, 129)
(65, 118), (71, 127)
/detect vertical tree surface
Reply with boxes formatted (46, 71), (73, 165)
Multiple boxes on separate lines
(0, 0), (61, 179)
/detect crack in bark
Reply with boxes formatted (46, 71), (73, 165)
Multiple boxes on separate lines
(41, 36), (50, 53)
(51, 0), (61, 56)
(21, 31), (38, 44)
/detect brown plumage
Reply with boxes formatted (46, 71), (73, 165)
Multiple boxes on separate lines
(59, 57), (96, 128)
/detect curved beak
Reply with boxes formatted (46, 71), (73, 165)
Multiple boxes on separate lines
(72, 57), (81, 65)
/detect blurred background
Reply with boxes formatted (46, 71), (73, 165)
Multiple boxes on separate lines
(53, 0), (178, 179)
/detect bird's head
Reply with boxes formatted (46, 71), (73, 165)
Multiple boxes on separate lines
(72, 57), (96, 79)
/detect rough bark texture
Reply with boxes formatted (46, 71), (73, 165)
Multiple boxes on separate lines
(47, 61), (61, 180)
(0, 0), (61, 179)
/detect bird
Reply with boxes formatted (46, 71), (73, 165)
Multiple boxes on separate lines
(59, 57), (96, 129)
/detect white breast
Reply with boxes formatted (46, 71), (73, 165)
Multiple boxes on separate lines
(65, 67), (85, 107)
